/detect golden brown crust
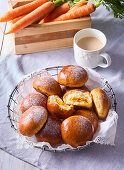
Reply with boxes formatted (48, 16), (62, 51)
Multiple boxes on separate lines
(47, 95), (74, 119)
(33, 76), (62, 97)
(75, 109), (98, 133)
(19, 106), (48, 137)
(58, 65), (88, 87)
(61, 115), (93, 147)
(63, 89), (92, 108)
(91, 89), (110, 119)
(21, 93), (47, 113)
(35, 116), (62, 146)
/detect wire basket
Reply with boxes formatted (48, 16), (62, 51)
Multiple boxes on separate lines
(7, 66), (117, 152)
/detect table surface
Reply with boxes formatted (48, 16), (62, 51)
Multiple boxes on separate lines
(0, 149), (39, 170)
(0, 0), (36, 169)
(0, 0), (124, 170)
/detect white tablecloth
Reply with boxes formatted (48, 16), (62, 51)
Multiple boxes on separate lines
(0, 4), (124, 170)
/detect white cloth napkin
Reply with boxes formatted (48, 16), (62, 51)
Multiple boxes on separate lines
(0, 5), (124, 170)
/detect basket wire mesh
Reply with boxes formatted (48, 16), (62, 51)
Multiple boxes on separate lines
(7, 66), (117, 152)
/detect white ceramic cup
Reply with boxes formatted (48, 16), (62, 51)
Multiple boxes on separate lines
(74, 28), (111, 68)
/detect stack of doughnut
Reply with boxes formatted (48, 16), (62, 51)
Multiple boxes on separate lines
(19, 65), (110, 148)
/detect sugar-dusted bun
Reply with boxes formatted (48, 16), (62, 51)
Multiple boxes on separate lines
(33, 76), (62, 97)
(63, 89), (92, 108)
(36, 116), (62, 146)
(91, 89), (110, 119)
(61, 115), (93, 147)
(21, 93), (47, 113)
(75, 109), (98, 133)
(19, 106), (48, 137)
(58, 65), (88, 87)
(47, 95), (74, 119)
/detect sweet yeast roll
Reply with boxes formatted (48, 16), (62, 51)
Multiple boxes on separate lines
(91, 88), (110, 119)
(75, 109), (98, 133)
(58, 65), (88, 87)
(21, 92), (47, 113)
(36, 116), (62, 146)
(19, 106), (48, 137)
(61, 115), (93, 147)
(33, 76), (62, 97)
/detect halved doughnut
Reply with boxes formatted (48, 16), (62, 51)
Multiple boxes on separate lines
(63, 89), (92, 108)
(47, 95), (74, 119)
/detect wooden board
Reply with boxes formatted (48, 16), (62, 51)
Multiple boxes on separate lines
(9, 0), (91, 54)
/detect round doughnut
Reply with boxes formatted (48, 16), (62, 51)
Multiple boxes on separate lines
(35, 116), (62, 146)
(58, 65), (88, 87)
(47, 95), (74, 119)
(75, 109), (98, 133)
(21, 93), (47, 113)
(19, 106), (48, 137)
(61, 115), (93, 147)
(33, 76), (62, 97)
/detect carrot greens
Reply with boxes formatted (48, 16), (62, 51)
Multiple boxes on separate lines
(102, 0), (124, 18)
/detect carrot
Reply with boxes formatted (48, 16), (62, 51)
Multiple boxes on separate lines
(11, 15), (26, 24)
(0, 0), (49, 22)
(41, 1), (87, 23)
(41, 2), (70, 23)
(11, 14), (40, 24)
(52, 3), (95, 21)
(5, 2), (55, 34)
(69, 2), (87, 11)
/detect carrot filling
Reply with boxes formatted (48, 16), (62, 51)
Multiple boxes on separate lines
(69, 97), (88, 103)
(56, 99), (68, 107)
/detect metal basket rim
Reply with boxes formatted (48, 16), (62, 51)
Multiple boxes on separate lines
(7, 66), (117, 152)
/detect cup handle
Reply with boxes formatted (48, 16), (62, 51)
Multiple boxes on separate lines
(98, 53), (111, 68)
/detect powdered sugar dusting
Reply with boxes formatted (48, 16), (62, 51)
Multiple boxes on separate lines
(62, 65), (88, 83)
(22, 93), (47, 111)
(22, 106), (47, 126)
(22, 112), (32, 126)
(36, 77), (57, 89)
(32, 107), (46, 124)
